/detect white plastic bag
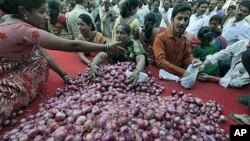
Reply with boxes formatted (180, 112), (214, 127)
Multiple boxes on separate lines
(180, 65), (199, 89)
(125, 70), (148, 82)
(219, 77), (231, 88)
(159, 69), (180, 82)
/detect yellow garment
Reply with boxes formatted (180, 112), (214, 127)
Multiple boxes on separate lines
(112, 16), (140, 41)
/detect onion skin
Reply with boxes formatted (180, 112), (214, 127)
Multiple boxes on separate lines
(2, 62), (229, 141)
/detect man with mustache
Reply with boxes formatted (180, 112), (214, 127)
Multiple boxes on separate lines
(206, 0), (218, 20)
(153, 3), (200, 78)
(222, 1), (250, 45)
(186, 0), (209, 37)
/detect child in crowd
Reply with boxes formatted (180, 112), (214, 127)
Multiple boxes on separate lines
(193, 26), (220, 76)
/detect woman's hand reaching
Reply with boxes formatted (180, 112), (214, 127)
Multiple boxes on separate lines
(89, 62), (102, 78)
(126, 69), (140, 86)
(107, 41), (126, 55)
(62, 75), (74, 84)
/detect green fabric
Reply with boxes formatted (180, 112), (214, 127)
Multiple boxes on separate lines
(193, 43), (220, 75)
(108, 39), (146, 63)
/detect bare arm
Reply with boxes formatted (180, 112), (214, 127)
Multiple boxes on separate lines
(40, 32), (105, 52)
(134, 54), (146, 72)
(88, 52), (109, 78)
(40, 48), (68, 81)
(78, 52), (91, 65)
(207, 75), (221, 83)
(92, 52), (109, 65)
(36, 30), (124, 54)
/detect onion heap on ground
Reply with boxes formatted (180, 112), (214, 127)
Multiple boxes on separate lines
(3, 62), (229, 141)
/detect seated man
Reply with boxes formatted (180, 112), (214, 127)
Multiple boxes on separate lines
(185, 0), (209, 37)
(198, 40), (250, 88)
(222, 1), (250, 45)
(153, 3), (200, 78)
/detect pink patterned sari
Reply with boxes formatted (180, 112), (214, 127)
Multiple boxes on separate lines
(0, 21), (49, 125)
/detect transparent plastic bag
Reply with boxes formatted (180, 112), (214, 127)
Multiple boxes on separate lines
(159, 69), (180, 82)
(125, 70), (148, 82)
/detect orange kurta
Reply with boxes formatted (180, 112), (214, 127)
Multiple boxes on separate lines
(152, 29), (193, 77)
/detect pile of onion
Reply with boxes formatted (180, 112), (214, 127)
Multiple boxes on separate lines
(3, 62), (229, 141)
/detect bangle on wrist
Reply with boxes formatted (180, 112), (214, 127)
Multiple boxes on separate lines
(60, 72), (67, 78)
(103, 44), (110, 52)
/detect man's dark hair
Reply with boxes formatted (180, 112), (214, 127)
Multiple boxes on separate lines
(197, 0), (209, 8)
(209, 15), (222, 25)
(48, 0), (61, 25)
(171, 3), (191, 20)
(239, 1), (250, 11)
(78, 13), (96, 31)
(68, 1), (76, 7)
(4, 0), (46, 17)
(120, 0), (140, 18)
(117, 23), (131, 35)
(197, 26), (214, 48)
(75, 0), (83, 5)
(144, 13), (157, 44)
(228, 5), (237, 11)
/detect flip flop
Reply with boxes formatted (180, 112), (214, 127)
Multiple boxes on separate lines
(235, 114), (250, 125)
(230, 113), (245, 125)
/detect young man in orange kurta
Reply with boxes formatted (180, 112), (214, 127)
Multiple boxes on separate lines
(153, 3), (199, 78)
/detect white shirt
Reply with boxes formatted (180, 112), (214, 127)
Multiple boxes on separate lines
(205, 9), (217, 23)
(159, 8), (172, 28)
(67, 4), (94, 39)
(222, 19), (250, 45)
(206, 40), (250, 88)
(136, 6), (150, 27)
(186, 14), (209, 37)
(112, 4), (120, 17)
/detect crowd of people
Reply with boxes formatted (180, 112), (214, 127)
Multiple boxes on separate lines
(0, 0), (250, 127)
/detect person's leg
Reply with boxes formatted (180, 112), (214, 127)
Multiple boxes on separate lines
(242, 48), (250, 75)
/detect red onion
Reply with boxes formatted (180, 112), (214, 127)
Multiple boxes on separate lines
(53, 129), (67, 141)
(27, 129), (38, 139)
(150, 128), (160, 138)
(55, 112), (66, 122)
(94, 132), (103, 140)
(167, 105), (176, 114)
(96, 116), (108, 129)
(76, 116), (87, 125)
(2, 63), (229, 141)
(65, 135), (74, 141)
(102, 132), (117, 141)
(33, 135), (44, 141)
(86, 133), (94, 141)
